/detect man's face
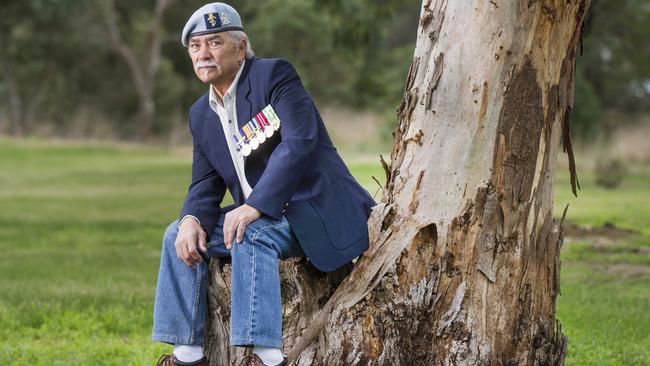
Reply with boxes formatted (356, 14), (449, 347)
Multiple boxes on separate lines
(187, 32), (244, 85)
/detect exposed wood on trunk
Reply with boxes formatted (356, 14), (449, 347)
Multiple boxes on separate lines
(206, 0), (591, 364)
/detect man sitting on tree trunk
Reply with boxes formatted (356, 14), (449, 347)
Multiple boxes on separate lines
(152, 3), (376, 365)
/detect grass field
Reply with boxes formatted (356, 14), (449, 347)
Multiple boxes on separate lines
(0, 139), (648, 365)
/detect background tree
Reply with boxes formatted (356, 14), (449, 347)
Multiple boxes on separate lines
(0, 0), (70, 136)
(2, 0), (642, 143)
(97, 0), (176, 139)
(205, 0), (591, 365)
(0, 0), (419, 138)
(0, 8), (25, 136)
(571, 0), (650, 141)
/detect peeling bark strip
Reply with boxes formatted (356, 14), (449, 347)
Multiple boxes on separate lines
(562, 109), (581, 196)
(425, 53), (445, 111)
(422, 0), (447, 43)
(475, 189), (502, 283)
(435, 281), (466, 336)
(478, 81), (489, 127)
(409, 170), (425, 214)
(557, 16), (584, 197)
(205, 1), (592, 364)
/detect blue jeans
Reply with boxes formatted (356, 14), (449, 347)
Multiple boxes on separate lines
(152, 213), (305, 348)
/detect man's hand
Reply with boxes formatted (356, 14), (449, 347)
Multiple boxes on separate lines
(175, 217), (208, 266)
(223, 204), (262, 249)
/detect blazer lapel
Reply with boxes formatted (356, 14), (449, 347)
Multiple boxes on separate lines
(236, 58), (254, 165)
(200, 103), (239, 191)
(236, 58), (254, 131)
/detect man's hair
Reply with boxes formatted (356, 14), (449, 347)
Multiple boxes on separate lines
(229, 30), (255, 58)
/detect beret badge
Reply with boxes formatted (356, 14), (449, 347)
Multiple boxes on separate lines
(204, 13), (221, 29)
(220, 13), (231, 26)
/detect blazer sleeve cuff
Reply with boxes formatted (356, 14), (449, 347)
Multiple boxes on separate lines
(245, 197), (284, 221)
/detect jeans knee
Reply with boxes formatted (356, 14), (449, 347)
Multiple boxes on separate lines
(229, 225), (268, 256)
(241, 224), (265, 247)
(240, 219), (285, 252)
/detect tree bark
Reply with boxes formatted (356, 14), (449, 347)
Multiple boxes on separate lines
(206, 0), (590, 365)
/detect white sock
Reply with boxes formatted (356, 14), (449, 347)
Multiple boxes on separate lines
(254, 346), (284, 365)
(173, 345), (204, 363)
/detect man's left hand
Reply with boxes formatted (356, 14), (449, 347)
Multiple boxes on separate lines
(223, 204), (262, 249)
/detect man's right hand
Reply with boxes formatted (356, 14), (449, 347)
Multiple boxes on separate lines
(175, 217), (208, 266)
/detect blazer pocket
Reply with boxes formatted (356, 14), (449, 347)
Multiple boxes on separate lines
(308, 179), (368, 250)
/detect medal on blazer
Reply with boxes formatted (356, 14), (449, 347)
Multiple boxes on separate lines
(233, 104), (281, 156)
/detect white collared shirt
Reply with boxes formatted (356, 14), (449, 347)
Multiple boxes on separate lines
(179, 61), (252, 229)
(208, 60), (253, 200)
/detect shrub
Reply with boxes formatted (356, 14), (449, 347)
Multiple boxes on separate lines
(594, 158), (627, 189)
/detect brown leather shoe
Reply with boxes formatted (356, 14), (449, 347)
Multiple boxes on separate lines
(156, 354), (208, 366)
(239, 353), (288, 366)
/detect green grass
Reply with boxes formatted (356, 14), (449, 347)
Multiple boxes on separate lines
(0, 138), (648, 365)
(553, 160), (650, 365)
(0, 140), (189, 365)
(554, 163), (650, 236)
(557, 264), (650, 365)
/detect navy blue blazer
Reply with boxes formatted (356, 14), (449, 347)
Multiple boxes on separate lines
(179, 56), (376, 272)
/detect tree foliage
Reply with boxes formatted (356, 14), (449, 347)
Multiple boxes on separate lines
(572, 0), (650, 140)
(0, 0), (645, 140)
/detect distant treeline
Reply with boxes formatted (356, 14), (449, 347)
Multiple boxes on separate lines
(0, 0), (647, 141)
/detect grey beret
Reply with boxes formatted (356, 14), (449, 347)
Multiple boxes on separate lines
(181, 3), (244, 47)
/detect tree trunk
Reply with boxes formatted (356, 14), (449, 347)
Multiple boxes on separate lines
(136, 86), (156, 138)
(206, 0), (590, 365)
(0, 36), (25, 136)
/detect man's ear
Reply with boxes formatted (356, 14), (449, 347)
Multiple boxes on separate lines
(239, 40), (247, 58)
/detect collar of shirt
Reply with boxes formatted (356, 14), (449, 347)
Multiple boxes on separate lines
(208, 60), (246, 111)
